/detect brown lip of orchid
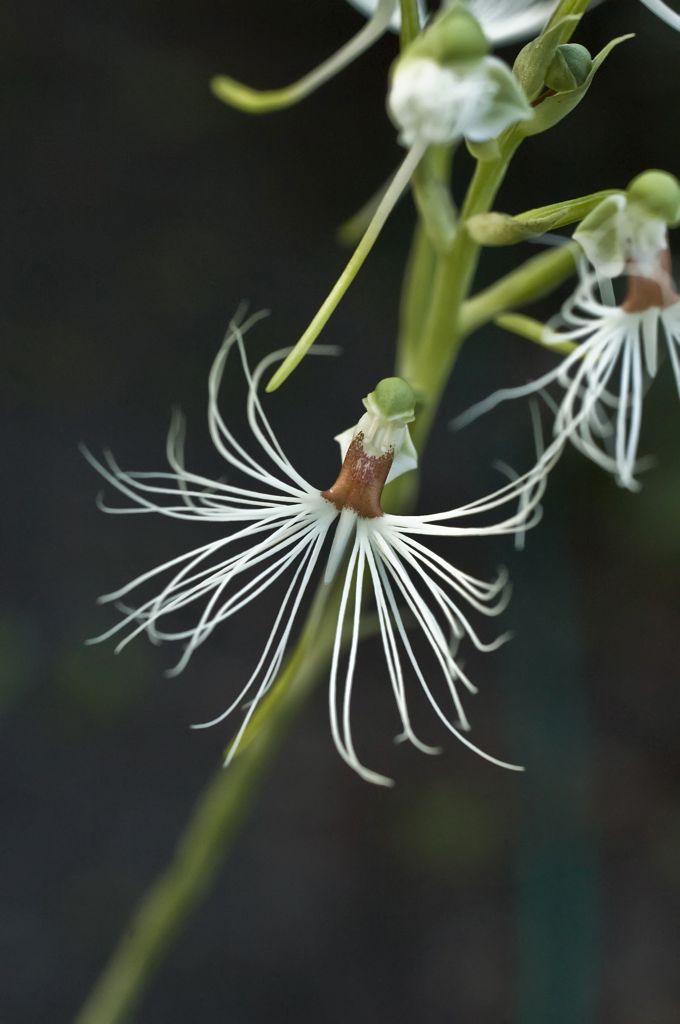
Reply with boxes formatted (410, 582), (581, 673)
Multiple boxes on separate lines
(321, 432), (394, 518)
(623, 248), (680, 313)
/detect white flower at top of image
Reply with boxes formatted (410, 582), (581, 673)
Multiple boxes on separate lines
(455, 252), (680, 491)
(348, 0), (561, 46)
(388, 52), (532, 146)
(84, 312), (548, 786)
(387, 5), (533, 147)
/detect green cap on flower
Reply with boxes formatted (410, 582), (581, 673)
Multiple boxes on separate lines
(405, 4), (489, 68)
(366, 377), (416, 423)
(627, 170), (680, 227)
(334, 376), (418, 486)
(544, 44), (592, 93)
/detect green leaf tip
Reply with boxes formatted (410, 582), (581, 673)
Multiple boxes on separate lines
(210, 75), (302, 115)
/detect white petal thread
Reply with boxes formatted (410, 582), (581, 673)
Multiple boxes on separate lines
(86, 312), (551, 783)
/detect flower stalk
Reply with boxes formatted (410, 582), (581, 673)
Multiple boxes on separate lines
(75, 580), (344, 1024)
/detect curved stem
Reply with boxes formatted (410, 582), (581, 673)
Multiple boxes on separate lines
(75, 584), (340, 1024)
(459, 242), (578, 337)
(211, 0), (397, 115)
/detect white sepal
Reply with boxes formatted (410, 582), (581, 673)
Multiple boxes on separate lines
(388, 55), (532, 148)
(574, 194), (668, 279)
(334, 413), (418, 484)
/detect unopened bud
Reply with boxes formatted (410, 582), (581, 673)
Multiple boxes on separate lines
(544, 44), (592, 93)
(367, 377), (416, 423)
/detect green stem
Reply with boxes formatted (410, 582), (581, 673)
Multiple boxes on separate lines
(403, 152), (513, 452)
(397, 223), (437, 371)
(410, 146), (457, 253)
(75, 585), (340, 1024)
(399, 0), (420, 49)
(494, 313), (577, 355)
(459, 242), (578, 337)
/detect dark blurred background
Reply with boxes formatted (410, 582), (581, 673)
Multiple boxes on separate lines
(3, 1), (680, 1021)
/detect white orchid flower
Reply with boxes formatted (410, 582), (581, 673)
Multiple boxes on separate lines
(455, 250), (680, 491)
(84, 313), (548, 785)
(574, 171), (680, 280)
(388, 50), (532, 146)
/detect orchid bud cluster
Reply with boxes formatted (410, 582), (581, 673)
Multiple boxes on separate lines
(87, 0), (680, 785)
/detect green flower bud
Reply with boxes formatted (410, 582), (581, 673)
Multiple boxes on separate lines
(367, 377), (416, 423)
(406, 4), (489, 68)
(627, 170), (680, 227)
(544, 44), (593, 93)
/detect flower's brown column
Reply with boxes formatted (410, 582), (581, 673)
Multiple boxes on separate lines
(623, 249), (679, 312)
(321, 433), (393, 518)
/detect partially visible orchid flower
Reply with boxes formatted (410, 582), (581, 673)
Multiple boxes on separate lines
(84, 313), (547, 785)
(349, 0), (560, 47)
(574, 172), (680, 280)
(455, 172), (680, 491)
(353, 1), (680, 39)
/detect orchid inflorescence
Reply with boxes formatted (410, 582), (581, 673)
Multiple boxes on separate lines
(87, 0), (680, 783)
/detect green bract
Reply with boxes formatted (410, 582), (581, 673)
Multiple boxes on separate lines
(520, 34), (633, 138)
(627, 170), (680, 227)
(466, 189), (621, 246)
(513, 16), (579, 102)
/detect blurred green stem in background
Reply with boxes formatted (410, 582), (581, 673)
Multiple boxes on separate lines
(503, 524), (599, 1024)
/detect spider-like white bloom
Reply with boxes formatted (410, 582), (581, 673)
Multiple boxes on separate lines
(456, 259), (680, 490)
(85, 314), (547, 786)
